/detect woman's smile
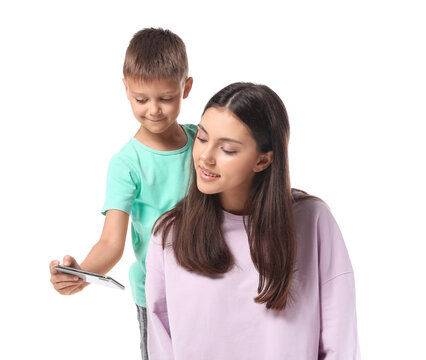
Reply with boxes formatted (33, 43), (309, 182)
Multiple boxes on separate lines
(198, 165), (221, 181)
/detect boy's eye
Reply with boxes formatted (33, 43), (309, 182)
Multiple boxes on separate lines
(160, 98), (173, 102)
(196, 136), (207, 143)
(136, 99), (148, 104)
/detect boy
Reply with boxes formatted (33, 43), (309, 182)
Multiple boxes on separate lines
(49, 28), (195, 359)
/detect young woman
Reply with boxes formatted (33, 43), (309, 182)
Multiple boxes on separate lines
(145, 82), (360, 359)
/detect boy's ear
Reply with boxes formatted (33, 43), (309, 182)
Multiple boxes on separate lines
(253, 151), (273, 173)
(122, 78), (130, 99)
(183, 77), (193, 99)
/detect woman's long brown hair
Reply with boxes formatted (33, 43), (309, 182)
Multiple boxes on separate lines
(154, 82), (315, 310)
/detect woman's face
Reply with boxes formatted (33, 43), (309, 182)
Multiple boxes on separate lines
(193, 107), (272, 214)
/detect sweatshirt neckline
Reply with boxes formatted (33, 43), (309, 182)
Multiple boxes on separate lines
(223, 210), (247, 223)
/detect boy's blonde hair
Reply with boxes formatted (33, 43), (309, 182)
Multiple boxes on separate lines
(123, 28), (188, 83)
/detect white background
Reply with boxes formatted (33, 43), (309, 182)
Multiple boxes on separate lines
(1, 0), (425, 359)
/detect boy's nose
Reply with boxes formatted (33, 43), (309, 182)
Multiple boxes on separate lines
(149, 102), (162, 116)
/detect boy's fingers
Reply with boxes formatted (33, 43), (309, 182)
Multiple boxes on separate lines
(63, 255), (80, 269)
(51, 273), (81, 284)
(63, 255), (73, 266)
(49, 260), (60, 274)
(54, 280), (84, 291)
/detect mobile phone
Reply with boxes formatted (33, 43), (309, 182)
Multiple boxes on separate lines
(55, 265), (125, 290)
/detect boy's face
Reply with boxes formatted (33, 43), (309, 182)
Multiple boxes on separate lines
(123, 76), (192, 135)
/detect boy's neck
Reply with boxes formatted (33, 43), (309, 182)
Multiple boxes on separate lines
(134, 122), (187, 151)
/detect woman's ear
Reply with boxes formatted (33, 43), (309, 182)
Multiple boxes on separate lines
(253, 151), (273, 173)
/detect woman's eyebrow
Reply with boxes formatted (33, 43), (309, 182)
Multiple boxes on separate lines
(197, 124), (242, 144)
(219, 137), (242, 144)
(197, 124), (208, 134)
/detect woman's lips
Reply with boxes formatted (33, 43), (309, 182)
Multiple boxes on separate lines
(198, 165), (220, 181)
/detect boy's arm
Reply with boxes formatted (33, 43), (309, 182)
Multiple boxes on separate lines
(49, 209), (129, 295)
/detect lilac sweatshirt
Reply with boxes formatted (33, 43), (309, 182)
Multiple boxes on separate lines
(146, 199), (360, 359)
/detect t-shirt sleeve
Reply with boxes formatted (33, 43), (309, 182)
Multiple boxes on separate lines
(316, 204), (361, 359)
(145, 232), (173, 360)
(101, 154), (140, 215)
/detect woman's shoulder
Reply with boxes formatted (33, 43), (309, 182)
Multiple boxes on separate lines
(292, 189), (330, 219)
(291, 190), (352, 276)
(291, 190), (344, 241)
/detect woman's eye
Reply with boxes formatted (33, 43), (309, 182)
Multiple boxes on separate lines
(196, 136), (207, 143)
(221, 147), (237, 155)
(136, 99), (148, 104)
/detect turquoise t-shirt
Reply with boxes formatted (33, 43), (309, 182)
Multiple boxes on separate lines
(102, 124), (197, 307)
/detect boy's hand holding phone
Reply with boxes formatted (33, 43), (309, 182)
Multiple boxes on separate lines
(49, 255), (88, 295)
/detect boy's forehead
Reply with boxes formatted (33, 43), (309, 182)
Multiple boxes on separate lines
(126, 76), (184, 94)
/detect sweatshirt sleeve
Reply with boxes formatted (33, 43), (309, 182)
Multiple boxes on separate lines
(145, 232), (174, 360)
(316, 204), (361, 360)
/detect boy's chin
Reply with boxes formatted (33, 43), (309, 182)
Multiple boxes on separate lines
(140, 120), (175, 133)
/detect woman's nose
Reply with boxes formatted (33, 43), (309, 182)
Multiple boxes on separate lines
(200, 150), (215, 165)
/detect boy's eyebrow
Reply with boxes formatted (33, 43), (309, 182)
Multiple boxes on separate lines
(197, 124), (243, 144)
(130, 90), (178, 96)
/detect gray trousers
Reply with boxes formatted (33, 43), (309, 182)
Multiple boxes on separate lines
(136, 305), (149, 360)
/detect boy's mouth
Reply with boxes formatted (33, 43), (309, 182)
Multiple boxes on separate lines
(145, 116), (166, 122)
